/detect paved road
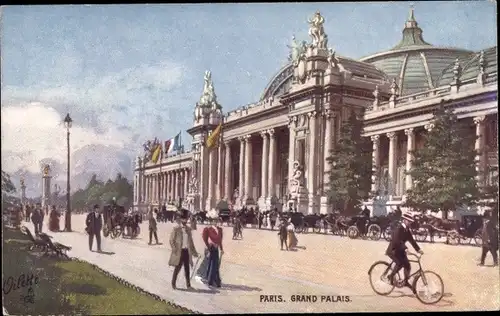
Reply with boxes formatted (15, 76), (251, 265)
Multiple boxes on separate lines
(32, 215), (499, 313)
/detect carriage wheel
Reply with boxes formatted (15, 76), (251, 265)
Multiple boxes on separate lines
(414, 228), (428, 242)
(347, 226), (359, 239)
(383, 226), (392, 241)
(474, 229), (482, 246)
(367, 224), (382, 241)
(447, 230), (460, 246)
(313, 221), (322, 234)
(103, 226), (110, 238)
(111, 227), (122, 239)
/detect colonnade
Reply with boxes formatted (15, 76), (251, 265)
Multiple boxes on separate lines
(135, 168), (190, 204)
(370, 115), (491, 198)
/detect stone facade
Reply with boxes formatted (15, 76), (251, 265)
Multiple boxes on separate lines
(133, 10), (498, 216)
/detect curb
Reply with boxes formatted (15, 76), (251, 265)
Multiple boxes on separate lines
(69, 257), (199, 314)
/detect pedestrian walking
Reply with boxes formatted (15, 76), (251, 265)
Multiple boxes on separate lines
(169, 209), (198, 290)
(148, 207), (159, 245)
(478, 210), (498, 267)
(278, 217), (288, 251)
(86, 204), (103, 252)
(202, 218), (224, 288)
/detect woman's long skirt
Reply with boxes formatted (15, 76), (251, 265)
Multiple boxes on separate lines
(205, 246), (221, 287)
(287, 231), (298, 249)
(195, 252), (209, 281)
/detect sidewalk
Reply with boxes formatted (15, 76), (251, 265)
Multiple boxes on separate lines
(30, 220), (437, 313)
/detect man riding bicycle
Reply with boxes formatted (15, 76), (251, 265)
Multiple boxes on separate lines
(385, 212), (424, 294)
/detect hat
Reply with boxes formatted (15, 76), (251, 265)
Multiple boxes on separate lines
(401, 212), (415, 222)
(93, 204), (100, 209)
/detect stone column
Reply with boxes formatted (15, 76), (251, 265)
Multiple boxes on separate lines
(371, 135), (381, 195)
(288, 118), (296, 191)
(322, 110), (334, 193)
(307, 111), (318, 214)
(224, 141), (232, 200)
(238, 137), (245, 201)
(267, 129), (277, 203)
(163, 172), (168, 202)
(259, 131), (269, 203)
(244, 135), (253, 204)
(217, 144), (223, 201)
(168, 172), (173, 201)
(387, 132), (398, 197)
(145, 176), (149, 202)
(474, 116), (486, 186)
(405, 128), (415, 191)
(183, 169), (189, 198)
(206, 148), (216, 210)
(177, 171), (182, 201)
(320, 110), (334, 214)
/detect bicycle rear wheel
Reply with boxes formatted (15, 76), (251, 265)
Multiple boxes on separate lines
(368, 261), (395, 296)
(413, 270), (444, 305)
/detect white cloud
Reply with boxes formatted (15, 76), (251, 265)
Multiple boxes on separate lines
(1, 61), (187, 182)
(0, 102), (130, 175)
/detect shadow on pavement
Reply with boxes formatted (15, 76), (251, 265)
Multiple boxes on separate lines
(220, 284), (262, 292)
(178, 288), (220, 294)
(391, 290), (455, 307)
(96, 251), (115, 255)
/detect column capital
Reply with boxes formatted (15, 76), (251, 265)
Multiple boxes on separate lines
(244, 134), (252, 142)
(370, 135), (380, 144)
(267, 128), (276, 137)
(259, 130), (268, 138)
(308, 110), (318, 119)
(238, 136), (245, 142)
(386, 132), (397, 140)
(473, 116), (486, 124)
(323, 109), (333, 118)
(288, 115), (298, 127)
(424, 123), (435, 131)
(223, 139), (231, 147)
(404, 128), (414, 136)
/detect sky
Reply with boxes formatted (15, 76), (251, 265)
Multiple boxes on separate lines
(0, 2), (497, 195)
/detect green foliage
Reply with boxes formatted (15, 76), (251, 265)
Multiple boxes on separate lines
(71, 173), (133, 210)
(325, 110), (373, 215)
(404, 104), (480, 214)
(3, 228), (189, 315)
(2, 170), (17, 194)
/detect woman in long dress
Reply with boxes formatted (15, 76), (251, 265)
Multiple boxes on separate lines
(48, 205), (60, 232)
(287, 219), (298, 249)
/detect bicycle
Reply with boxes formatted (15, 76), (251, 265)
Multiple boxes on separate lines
(368, 252), (444, 305)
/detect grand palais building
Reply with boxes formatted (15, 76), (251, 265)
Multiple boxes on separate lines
(133, 10), (498, 217)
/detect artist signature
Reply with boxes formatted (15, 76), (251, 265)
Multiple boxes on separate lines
(3, 273), (39, 295)
(20, 287), (35, 305)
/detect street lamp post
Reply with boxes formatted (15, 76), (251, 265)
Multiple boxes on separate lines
(63, 113), (73, 232)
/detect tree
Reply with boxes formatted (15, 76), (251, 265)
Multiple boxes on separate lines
(325, 110), (373, 215)
(404, 104), (480, 218)
(1, 170), (16, 195)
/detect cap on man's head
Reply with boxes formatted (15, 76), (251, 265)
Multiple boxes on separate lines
(94, 204), (100, 209)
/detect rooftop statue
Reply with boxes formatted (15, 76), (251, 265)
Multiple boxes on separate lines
(287, 35), (308, 66)
(308, 11), (328, 49)
(199, 70), (218, 107)
(43, 164), (51, 177)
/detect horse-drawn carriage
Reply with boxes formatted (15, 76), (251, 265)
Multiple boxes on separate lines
(101, 204), (141, 239)
(343, 215), (383, 241)
(447, 215), (483, 246)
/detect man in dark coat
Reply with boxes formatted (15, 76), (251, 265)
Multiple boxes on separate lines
(479, 211), (498, 266)
(385, 212), (424, 293)
(278, 217), (288, 251)
(86, 204), (103, 252)
(31, 203), (43, 235)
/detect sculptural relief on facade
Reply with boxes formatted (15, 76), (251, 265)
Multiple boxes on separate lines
(308, 11), (328, 48)
(233, 187), (240, 200)
(188, 176), (199, 194)
(289, 161), (304, 193)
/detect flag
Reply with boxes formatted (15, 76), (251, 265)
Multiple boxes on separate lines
(206, 123), (222, 149)
(166, 132), (181, 154)
(151, 144), (162, 163)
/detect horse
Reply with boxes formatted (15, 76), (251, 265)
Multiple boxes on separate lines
(102, 204), (126, 238)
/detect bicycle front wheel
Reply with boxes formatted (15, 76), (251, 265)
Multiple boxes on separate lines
(368, 261), (395, 296)
(413, 270), (444, 305)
